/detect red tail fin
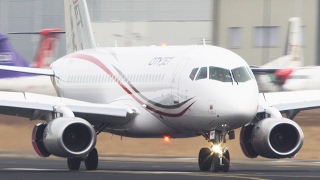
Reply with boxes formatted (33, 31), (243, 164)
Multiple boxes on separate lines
(9, 28), (64, 68)
(34, 28), (62, 68)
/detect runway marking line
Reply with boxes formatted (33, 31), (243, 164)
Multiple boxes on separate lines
(87, 169), (320, 179)
(87, 170), (270, 179)
(2, 168), (320, 179)
(88, 170), (191, 174)
(2, 168), (67, 171)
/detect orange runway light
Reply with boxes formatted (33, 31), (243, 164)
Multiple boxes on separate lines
(163, 136), (170, 143)
(161, 43), (167, 47)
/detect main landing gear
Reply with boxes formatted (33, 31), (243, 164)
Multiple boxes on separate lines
(198, 130), (234, 172)
(67, 148), (99, 170)
(67, 123), (107, 171)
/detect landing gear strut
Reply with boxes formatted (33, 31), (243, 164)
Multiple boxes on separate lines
(198, 130), (232, 172)
(67, 148), (99, 170)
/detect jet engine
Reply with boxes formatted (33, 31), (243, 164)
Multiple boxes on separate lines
(240, 118), (304, 159)
(32, 117), (96, 158)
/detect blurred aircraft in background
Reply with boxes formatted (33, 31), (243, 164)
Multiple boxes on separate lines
(252, 17), (303, 92)
(253, 17), (320, 92)
(0, 28), (63, 95)
(255, 16), (320, 92)
(280, 66), (320, 91)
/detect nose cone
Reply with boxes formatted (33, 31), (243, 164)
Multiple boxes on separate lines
(215, 81), (259, 129)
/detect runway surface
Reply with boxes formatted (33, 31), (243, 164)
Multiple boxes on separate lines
(0, 155), (320, 179)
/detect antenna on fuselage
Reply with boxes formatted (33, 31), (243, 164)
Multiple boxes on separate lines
(202, 38), (206, 45)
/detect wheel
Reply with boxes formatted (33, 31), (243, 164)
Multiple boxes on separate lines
(211, 153), (220, 172)
(221, 149), (230, 172)
(85, 148), (98, 170)
(67, 157), (81, 170)
(198, 148), (212, 171)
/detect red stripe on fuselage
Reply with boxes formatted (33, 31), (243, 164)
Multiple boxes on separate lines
(67, 53), (193, 117)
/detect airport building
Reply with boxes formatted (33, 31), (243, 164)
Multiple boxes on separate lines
(0, 0), (319, 66)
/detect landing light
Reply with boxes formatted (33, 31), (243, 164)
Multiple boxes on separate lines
(211, 143), (223, 155)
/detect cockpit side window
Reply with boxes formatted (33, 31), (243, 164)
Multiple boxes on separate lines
(232, 66), (251, 82)
(189, 68), (199, 80)
(209, 66), (232, 82)
(195, 67), (207, 80)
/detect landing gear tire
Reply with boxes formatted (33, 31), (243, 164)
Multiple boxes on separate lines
(221, 149), (230, 172)
(85, 148), (98, 170)
(198, 148), (213, 171)
(68, 157), (81, 170)
(211, 153), (220, 172)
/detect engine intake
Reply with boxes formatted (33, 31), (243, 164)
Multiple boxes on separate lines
(269, 123), (298, 153)
(240, 118), (304, 159)
(32, 117), (96, 158)
(62, 123), (92, 152)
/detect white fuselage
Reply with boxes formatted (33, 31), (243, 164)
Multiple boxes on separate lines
(50, 46), (259, 137)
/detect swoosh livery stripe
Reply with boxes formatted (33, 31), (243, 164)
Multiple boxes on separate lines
(112, 65), (195, 109)
(68, 53), (195, 117)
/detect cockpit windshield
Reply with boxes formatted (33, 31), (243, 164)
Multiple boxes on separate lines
(209, 66), (232, 82)
(231, 66), (251, 82)
(189, 66), (252, 83)
(195, 67), (208, 80)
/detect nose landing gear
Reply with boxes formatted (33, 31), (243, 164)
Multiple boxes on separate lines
(198, 130), (233, 172)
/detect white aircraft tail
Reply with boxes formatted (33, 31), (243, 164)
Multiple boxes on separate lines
(286, 17), (303, 62)
(263, 17), (303, 68)
(64, 0), (96, 54)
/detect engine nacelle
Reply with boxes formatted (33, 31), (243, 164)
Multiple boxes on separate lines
(32, 123), (51, 157)
(32, 117), (96, 158)
(240, 118), (304, 159)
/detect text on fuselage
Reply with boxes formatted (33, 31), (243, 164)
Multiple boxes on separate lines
(149, 57), (174, 66)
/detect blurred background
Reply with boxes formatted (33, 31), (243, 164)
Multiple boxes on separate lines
(0, 0), (319, 67)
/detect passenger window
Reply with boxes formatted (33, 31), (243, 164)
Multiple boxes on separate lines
(195, 67), (207, 80)
(232, 67), (251, 82)
(189, 68), (199, 80)
(209, 66), (232, 82)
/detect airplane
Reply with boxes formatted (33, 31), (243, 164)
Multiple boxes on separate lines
(253, 17), (304, 92)
(10, 28), (64, 69)
(279, 66), (320, 91)
(0, 29), (63, 95)
(0, 0), (320, 172)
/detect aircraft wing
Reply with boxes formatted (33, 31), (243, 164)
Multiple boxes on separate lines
(0, 91), (138, 125)
(258, 90), (320, 118)
(0, 65), (54, 76)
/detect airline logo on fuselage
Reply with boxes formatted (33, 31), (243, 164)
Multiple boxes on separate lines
(0, 53), (13, 64)
(149, 57), (173, 66)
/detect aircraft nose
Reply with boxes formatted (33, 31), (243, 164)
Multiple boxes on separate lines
(216, 82), (258, 127)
